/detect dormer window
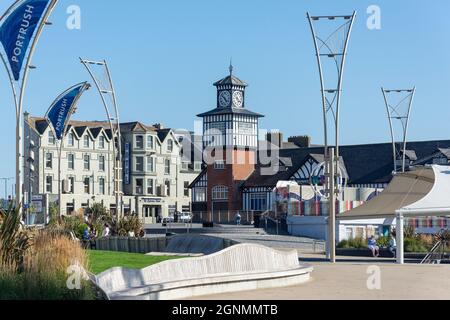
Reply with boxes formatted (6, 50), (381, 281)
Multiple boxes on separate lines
(83, 135), (90, 148)
(99, 136), (105, 149)
(67, 133), (75, 147)
(167, 139), (173, 153)
(48, 131), (55, 145)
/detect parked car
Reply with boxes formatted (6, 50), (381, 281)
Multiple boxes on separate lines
(162, 216), (174, 226)
(179, 213), (192, 223)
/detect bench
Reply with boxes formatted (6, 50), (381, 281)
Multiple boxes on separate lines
(94, 244), (313, 300)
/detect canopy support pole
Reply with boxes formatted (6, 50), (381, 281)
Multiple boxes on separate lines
(396, 211), (404, 264)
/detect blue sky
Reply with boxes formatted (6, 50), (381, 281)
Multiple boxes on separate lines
(0, 0), (450, 192)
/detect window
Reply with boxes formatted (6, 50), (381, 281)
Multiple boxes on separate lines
(48, 131), (55, 145)
(136, 179), (144, 195)
(68, 154), (75, 170)
(182, 162), (189, 171)
(136, 156), (144, 172)
(212, 186), (228, 201)
(99, 136), (105, 149)
(146, 156), (155, 173)
(45, 153), (53, 169)
(165, 180), (171, 197)
(67, 133), (75, 147)
(184, 181), (190, 197)
(84, 135), (90, 148)
(99, 178), (105, 195)
(250, 193), (268, 212)
(214, 160), (225, 170)
(84, 155), (90, 170)
(167, 139), (174, 153)
(46, 176), (53, 193)
(147, 135), (154, 149)
(84, 177), (90, 194)
(164, 159), (171, 175)
(147, 179), (154, 195)
(194, 162), (202, 171)
(193, 187), (206, 203)
(99, 155), (106, 172)
(135, 135), (144, 149)
(69, 177), (75, 194)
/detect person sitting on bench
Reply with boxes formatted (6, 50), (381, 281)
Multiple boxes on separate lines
(389, 232), (397, 258)
(368, 236), (380, 257)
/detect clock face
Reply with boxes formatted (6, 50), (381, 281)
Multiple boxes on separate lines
(218, 91), (231, 107)
(233, 91), (243, 108)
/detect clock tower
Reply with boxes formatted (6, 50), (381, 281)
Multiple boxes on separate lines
(197, 66), (264, 221)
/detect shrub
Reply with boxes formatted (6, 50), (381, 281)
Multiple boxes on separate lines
(404, 237), (428, 253)
(0, 229), (95, 300)
(337, 237), (366, 249)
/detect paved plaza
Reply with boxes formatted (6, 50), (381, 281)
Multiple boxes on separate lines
(190, 259), (450, 300)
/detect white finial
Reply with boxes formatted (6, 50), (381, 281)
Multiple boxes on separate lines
(229, 58), (233, 76)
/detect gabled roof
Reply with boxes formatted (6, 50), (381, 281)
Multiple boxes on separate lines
(244, 140), (450, 188)
(120, 122), (156, 133)
(189, 169), (207, 189)
(157, 128), (172, 143)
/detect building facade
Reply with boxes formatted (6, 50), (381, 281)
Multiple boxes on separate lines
(194, 68), (264, 221)
(24, 115), (201, 224)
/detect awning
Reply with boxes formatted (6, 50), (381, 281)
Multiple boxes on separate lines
(400, 166), (450, 217)
(338, 166), (435, 220)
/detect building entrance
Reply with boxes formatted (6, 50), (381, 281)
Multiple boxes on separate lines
(143, 205), (161, 224)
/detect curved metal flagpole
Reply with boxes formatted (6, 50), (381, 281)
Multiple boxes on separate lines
(0, 0), (59, 216)
(44, 82), (91, 218)
(80, 58), (123, 217)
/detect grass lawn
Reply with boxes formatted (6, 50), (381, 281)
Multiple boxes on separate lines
(87, 250), (183, 275)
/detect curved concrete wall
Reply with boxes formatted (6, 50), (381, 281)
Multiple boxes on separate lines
(95, 244), (312, 300)
(164, 234), (237, 255)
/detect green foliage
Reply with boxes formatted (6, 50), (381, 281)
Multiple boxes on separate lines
(404, 237), (428, 253)
(0, 270), (95, 300)
(377, 236), (390, 248)
(0, 205), (31, 272)
(337, 237), (366, 249)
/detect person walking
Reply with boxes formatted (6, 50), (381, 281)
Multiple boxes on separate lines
(235, 212), (242, 226)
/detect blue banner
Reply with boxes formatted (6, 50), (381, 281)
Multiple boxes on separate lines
(46, 83), (88, 140)
(0, 0), (51, 81)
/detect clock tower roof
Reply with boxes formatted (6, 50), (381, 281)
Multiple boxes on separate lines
(213, 74), (248, 87)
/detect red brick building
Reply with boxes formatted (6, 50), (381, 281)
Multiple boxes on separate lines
(193, 67), (264, 221)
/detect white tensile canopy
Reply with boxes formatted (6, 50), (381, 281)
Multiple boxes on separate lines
(338, 165), (450, 264)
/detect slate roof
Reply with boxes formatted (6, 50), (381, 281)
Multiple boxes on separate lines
(197, 107), (264, 118)
(213, 75), (248, 87)
(244, 140), (450, 188)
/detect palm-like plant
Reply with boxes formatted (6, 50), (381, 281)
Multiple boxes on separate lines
(0, 205), (31, 272)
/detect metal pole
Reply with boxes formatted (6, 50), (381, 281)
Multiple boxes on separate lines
(329, 148), (336, 263)
(396, 212), (404, 264)
(402, 87), (416, 173)
(382, 88), (397, 174)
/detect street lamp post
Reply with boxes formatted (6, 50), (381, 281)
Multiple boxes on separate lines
(382, 88), (416, 174)
(307, 12), (356, 262)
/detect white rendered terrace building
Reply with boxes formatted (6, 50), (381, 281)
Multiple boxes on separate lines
(23, 114), (201, 224)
